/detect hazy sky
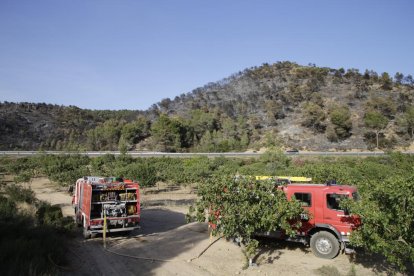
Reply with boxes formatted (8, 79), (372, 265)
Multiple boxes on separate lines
(1, 0), (413, 110)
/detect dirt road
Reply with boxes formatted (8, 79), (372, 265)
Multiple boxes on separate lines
(31, 177), (74, 217)
(30, 178), (398, 276)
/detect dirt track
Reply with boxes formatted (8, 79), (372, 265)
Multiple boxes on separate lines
(31, 178), (400, 276)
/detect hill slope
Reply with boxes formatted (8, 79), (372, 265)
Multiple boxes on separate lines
(1, 61), (414, 151)
(0, 103), (144, 150)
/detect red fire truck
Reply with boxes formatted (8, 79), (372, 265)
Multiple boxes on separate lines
(262, 179), (360, 259)
(214, 177), (361, 259)
(72, 176), (140, 238)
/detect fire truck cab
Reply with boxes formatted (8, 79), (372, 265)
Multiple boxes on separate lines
(279, 181), (360, 258)
(254, 176), (360, 258)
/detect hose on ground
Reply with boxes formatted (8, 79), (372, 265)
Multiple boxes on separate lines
(104, 235), (222, 263)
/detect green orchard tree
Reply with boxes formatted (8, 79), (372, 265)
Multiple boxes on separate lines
(260, 146), (291, 174)
(189, 175), (304, 262)
(343, 174), (414, 270)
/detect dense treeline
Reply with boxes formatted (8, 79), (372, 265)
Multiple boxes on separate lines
(2, 61), (414, 151)
(0, 102), (144, 151)
(1, 152), (414, 270)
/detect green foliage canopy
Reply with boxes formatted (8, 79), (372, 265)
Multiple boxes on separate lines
(343, 174), (414, 270)
(329, 105), (352, 140)
(301, 102), (326, 132)
(190, 175), (304, 258)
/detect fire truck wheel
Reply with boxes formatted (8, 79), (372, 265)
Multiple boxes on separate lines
(75, 215), (82, 227)
(310, 231), (340, 259)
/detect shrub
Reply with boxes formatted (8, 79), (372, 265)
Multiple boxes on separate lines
(13, 170), (33, 184)
(344, 174), (414, 270)
(0, 195), (72, 275)
(0, 195), (16, 220)
(0, 219), (68, 275)
(259, 147), (291, 173)
(115, 161), (158, 187)
(180, 156), (213, 184)
(36, 202), (75, 231)
(5, 184), (36, 204)
(39, 154), (90, 186)
(36, 202), (63, 226)
(5, 157), (38, 175)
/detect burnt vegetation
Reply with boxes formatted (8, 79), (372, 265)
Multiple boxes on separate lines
(1, 61), (414, 151)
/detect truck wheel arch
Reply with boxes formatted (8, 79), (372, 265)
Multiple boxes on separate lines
(309, 224), (342, 242)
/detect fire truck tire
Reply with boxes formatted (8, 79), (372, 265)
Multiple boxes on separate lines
(83, 228), (91, 239)
(310, 231), (340, 259)
(82, 216), (91, 239)
(75, 215), (82, 227)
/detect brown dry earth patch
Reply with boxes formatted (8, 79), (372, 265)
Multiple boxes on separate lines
(30, 177), (74, 217)
(28, 178), (398, 276)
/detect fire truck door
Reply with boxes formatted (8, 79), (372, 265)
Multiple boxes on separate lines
(323, 193), (350, 233)
(292, 192), (314, 233)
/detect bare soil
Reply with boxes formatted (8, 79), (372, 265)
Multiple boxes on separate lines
(29, 178), (401, 276)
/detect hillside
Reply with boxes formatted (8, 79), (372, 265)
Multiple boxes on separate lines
(1, 61), (414, 151)
(0, 103), (144, 150)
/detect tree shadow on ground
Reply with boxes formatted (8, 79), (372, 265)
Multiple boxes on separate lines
(250, 237), (310, 265)
(65, 208), (210, 276)
(139, 207), (188, 234)
(106, 208), (209, 275)
(254, 237), (413, 275)
(142, 199), (195, 208)
(142, 184), (196, 195)
(256, 236), (310, 253)
(143, 186), (181, 194)
(347, 248), (414, 275)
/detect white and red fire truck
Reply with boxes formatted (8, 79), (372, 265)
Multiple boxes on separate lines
(72, 176), (140, 238)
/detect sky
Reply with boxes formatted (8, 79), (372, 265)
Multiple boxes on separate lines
(0, 0), (413, 110)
